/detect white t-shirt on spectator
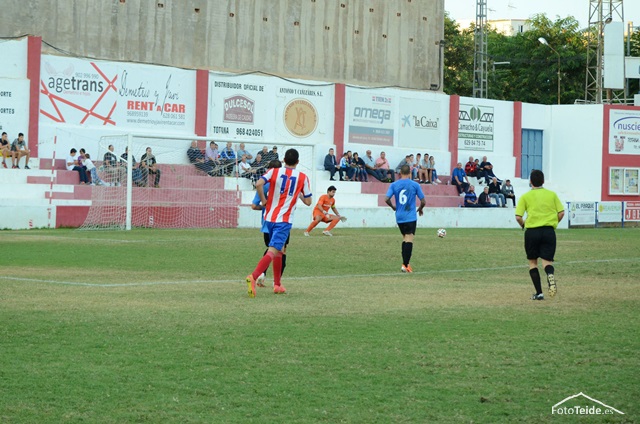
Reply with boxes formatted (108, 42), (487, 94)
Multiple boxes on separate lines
(66, 155), (77, 171)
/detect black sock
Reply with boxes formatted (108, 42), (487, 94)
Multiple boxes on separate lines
(281, 254), (287, 276)
(406, 242), (413, 265)
(529, 268), (542, 294)
(544, 265), (554, 276)
(401, 242), (408, 266)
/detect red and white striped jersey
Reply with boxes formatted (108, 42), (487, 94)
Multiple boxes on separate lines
(261, 167), (312, 223)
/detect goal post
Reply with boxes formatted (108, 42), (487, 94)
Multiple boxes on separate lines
(79, 134), (316, 230)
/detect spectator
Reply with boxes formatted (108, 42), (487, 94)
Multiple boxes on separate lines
(479, 155), (501, 185)
(11, 132), (30, 169)
(103, 144), (125, 186)
(417, 153), (430, 184)
(339, 152), (355, 181)
(464, 156), (479, 179)
(238, 154), (256, 182)
(120, 147), (144, 186)
(323, 147), (340, 181)
(407, 154), (418, 180)
(414, 153), (423, 182)
(352, 152), (368, 182)
(464, 185), (479, 207)
(83, 153), (107, 186)
(501, 179), (516, 207)
(363, 150), (385, 182)
(140, 147), (161, 188)
(262, 146), (279, 163)
(205, 141), (221, 175)
(375, 151), (395, 182)
(395, 155), (412, 178)
(187, 141), (213, 175)
(78, 148), (89, 183)
(250, 153), (267, 176)
(236, 143), (253, 161)
(451, 162), (469, 194)
(478, 186), (498, 207)
(257, 146), (269, 161)
(0, 132), (11, 168)
(488, 177), (506, 207)
(219, 142), (236, 176)
(66, 148), (88, 184)
(428, 155), (442, 184)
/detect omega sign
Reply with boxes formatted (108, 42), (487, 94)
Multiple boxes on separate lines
(284, 98), (318, 137)
(223, 95), (255, 124)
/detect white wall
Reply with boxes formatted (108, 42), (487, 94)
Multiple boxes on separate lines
(0, 38), (28, 78)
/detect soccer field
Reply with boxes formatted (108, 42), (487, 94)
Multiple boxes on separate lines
(1, 227), (638, 423)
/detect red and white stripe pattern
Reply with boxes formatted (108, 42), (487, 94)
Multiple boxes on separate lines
(262, 167), (311, 223)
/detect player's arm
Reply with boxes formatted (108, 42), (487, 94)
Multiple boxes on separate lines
(515, 214), (525, 229)
(255, 178), (267, 205)
(417, 198), (426, 216)
(557, 210), (565, 223)
(384, 196), (396, 211)
(330, 205), (340, 217)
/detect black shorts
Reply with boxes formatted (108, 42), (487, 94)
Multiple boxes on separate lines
(524, 226), (556, 261)
(263, 232), (290, 248)
(397, 221), (417, 236)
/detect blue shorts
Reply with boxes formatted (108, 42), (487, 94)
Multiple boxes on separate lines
(265, 222), (292, 251)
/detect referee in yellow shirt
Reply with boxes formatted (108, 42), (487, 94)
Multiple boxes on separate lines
(515, 170), (565, 300)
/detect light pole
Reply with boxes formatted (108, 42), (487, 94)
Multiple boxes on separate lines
(538, 37), (561, 105)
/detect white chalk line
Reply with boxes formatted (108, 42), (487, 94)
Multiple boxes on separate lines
(0, 257), (637, 288)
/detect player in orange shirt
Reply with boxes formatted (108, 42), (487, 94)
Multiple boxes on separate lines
(304, 185), (344, 237)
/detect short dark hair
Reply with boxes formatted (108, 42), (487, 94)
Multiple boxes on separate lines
(1, 132), (6, 136)
(327, 185), (337, 192)
(70, 148), (77, 153)
(283, 148), (299, 166)
(267, 159), (281, 169)
(400, 164), (411, 175)
(18, 132), (24, 137)
(84, 153), (91, 159)
(530, 169), (544, 187)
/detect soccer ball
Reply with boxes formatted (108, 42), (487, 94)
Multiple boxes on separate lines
(437, 228), (447, 238)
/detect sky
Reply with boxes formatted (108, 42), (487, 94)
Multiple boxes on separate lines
(445, 0), (640, 30)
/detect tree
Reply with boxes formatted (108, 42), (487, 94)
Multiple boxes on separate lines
(443, 12), (474, 97)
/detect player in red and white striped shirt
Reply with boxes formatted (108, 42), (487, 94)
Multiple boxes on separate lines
(246, 148), (312, 297)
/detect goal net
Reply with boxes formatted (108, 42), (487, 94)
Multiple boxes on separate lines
(78, 134), (315, 230)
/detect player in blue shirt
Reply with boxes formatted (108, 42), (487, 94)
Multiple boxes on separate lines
(251, 160), (287, 288)
(385, 164), (426, 273)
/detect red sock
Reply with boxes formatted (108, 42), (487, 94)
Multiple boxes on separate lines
(252, 251), (275, 280)
(273, 252), (283, 286)
(326, 218), (339, 231)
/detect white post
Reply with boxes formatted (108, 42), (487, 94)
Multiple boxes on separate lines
(126, 133), (133, 231)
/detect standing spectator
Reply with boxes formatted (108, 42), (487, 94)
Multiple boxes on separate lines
(352, 152), (368, 182)
(339, 152), (355, 181)
(66, 148), (88, 184)
(478, 186), (498, 207)
(103, 144), (125, 186)
(515, 169), (564, 300)
(384, 164), (426, 273)
(304, 185), (343, 236)
(502, 179), (516, 207)
(488, 177), (506, 207)
(1, 132), (12, 168)
(187, 141), (213, 175)
(11, 133), (30, 169)
(236, 143), (253, 161)
(245, 148), (312, 297)
(464, 185), (479, 207)
(219, 142), (236, 176)
(141, 147), (161, 188)
(83, 153), (107, 186)
(363, 150), (385, 182)
(451, 162), (470, 194)
(323, 147), (340, 181)
(428, 155), (442, 184)
(375, 151), (395, 182)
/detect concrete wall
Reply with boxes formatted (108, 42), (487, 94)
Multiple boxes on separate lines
(0, 0), (443, 90)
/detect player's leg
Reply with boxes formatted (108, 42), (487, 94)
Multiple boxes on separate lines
(325, 215), (340, 232)
(398, 222), (416, 272)
(525, 228), (544, 299)
(540, 227), (557, 297)
(269, 223), (291, 294)
(305, 214), (323, 235)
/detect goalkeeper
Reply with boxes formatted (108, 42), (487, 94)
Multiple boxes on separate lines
(304, 185), (345, 237)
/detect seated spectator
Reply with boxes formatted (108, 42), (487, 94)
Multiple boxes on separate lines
(428, 155), (442, 184)
(262, 146), (279, 163)
(479, 155), (501, 185)
(120, 147), (144, 186)
(103, 144), (126, 186)
(250, 153), (267, 176)
(66, 148), (89, 184)
(464, 185), (479, 207)
(78, 148), (90, 183)
(418, 153), (430, 183)
(219, 142), (236, 176)
(478, 186), (498, 207)
(464, 156), (479, 179)
(11, 132), (30, 169)
(451, 162), (469, 194)
(395, 155), (412, 179)
(363, 150), (385, 182)
(352, 152), (368, 182)
(238, 154), (255, 180)
(488, 177), (506, 207)
(0, 132), (11, 168)
(205, 141), (221, 173)
(324, 147), (340, 181)
(140, 147), (161, 188)
(188, 141), (214, 175)
(375, 151), (395, 182)
(236, 143), (253, 161)
(83, 153), (107, 186)
(501, 179), (516, 207)
(339, 152), (355, 181)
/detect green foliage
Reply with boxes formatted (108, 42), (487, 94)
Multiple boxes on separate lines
(1, 227), (639, 422)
